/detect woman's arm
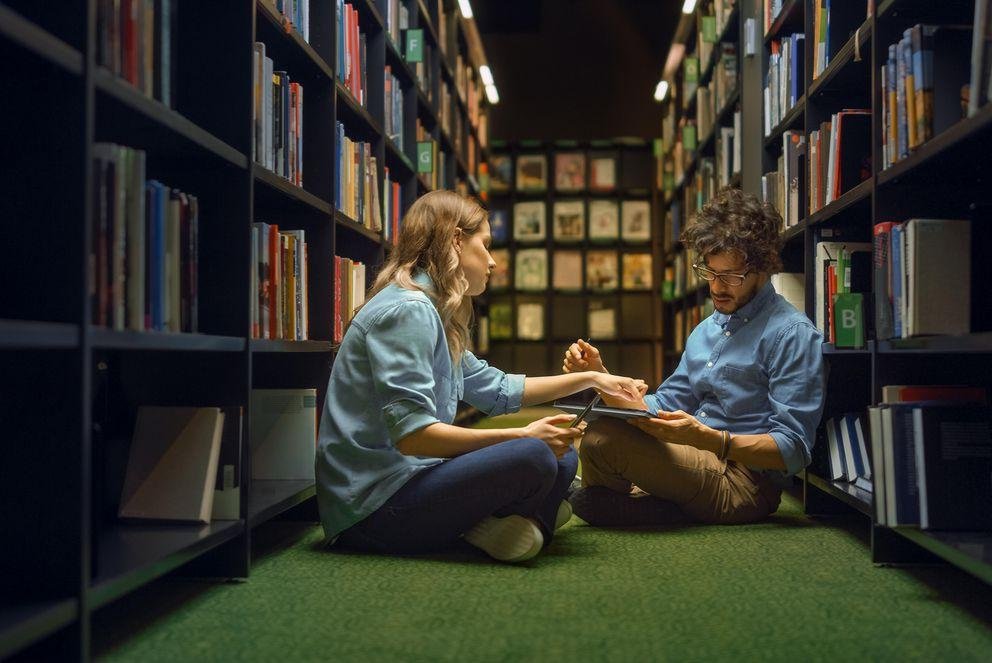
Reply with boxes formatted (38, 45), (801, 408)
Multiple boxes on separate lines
(521, 371), (646, 407)
(397, 414), (582, 458)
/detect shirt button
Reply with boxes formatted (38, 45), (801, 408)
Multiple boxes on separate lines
(699, 412), (707, 418)
(725, 331), (731, 337)
(744, 317), (749, 322)
(706, 361), (713, 367)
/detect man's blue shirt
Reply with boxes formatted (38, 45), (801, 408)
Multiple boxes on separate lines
(643, 281), (825, 476)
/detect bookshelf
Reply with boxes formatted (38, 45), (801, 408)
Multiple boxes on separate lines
(657, 0), (992, 583)
(483, 139), (662, 386)
(0, 0), (493, 658)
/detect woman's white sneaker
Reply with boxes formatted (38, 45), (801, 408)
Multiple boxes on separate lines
(555, 500), (573, 530)
(463, 515), (544, 562)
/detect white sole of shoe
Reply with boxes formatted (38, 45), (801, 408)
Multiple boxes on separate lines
(555, 500), (573, 530)
(464, 515), (544, 562)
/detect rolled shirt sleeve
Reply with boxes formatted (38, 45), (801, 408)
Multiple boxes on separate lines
(765, 322), (826, 475)
(365, 300), (443, 443)
(461, 351), (525, 416)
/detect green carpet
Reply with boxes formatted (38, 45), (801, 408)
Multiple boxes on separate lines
(93, 410), (992, 661)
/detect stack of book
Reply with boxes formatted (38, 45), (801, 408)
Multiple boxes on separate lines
(96, 0), (176, 107)
(764, 33), (804, 136)
(92, 143), (199, 334)
(337, 1), (369, 106)
(335, 122), (383, 231)
(251, 222), (309, 341)
(384, 66), (405, 151)
(253, 43), (304, 186)
(333, 256), (367, 343)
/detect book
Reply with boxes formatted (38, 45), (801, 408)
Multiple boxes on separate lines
(620, 200), (651, 243)
(119, 406), (225, 524)
(553, 250), (583, 291)
(489, 154), (512, 192)
(586, 250), (619, 291)
(249, 389), (317, 481)
(588, 200), (620, 241)
(903, 218), (970, 338)
(488, 300), (513, 339)
(515, 248), (548, 291)
(552, 200), (585, 242)
(515, 154), (548, 191)
(516, 301), (545, 340)
(490, 208), (509, 244)
(513, 201), (546, 243)
(621, 253), (653, 290)
(587, 300), (617, 339)
(554, 152), (586, 191)
(489, 248), (511, 290)
(589, 155), (617, 191)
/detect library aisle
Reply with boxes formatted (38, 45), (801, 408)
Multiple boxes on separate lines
(3, 0), (992, 660)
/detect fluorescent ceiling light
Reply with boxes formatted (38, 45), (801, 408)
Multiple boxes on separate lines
(480, 65), (494, 87)
(653, 80), (670, 102)
(485, 84), (500, 104)
(682, 0), (698, 14)
(458, 0), (473, 19)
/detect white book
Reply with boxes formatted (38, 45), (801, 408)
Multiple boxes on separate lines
(854, 416), (871, 481)
(839, 416), (859, 482)
(120, 407), (225, 523)
(250, 389), (318, 481)
(733, 110), (742, 174)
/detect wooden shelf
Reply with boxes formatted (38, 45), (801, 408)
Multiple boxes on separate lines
(334, 210), (384, 244)
(89, 329), (246, 352)
(805, 177), (873, 228)
(94, 68), (247, 169)
(253, 165), (333, 216)
(384, 37), (417, 87)
(384, 139), (416, 176)
(250, 339), (334, 353)
(0, 4), (82, 74)
(764, 0), (803, 44)
(805, 470), (873, 516)
(763, 96), (806, 149)
(807, 19), (872, 99)
(822, 343), (870, 356)
(255, 0), (334, 83)
(0, 599), (78, 660)
(335, 81), (385, 140)
(891, 528), (992, 584)
(416, 86), (440, 129)
(0, 320), (78, 349)
(351, 0), (386, 33)
(876, 333), (992, 354)
(415, 0), (441, 48)
(89, 520), (244, 609)
(781, 220), (806, 244)
(248, 480), (316, 528)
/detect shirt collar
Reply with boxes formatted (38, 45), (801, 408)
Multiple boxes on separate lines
(712, 280), (776, 326)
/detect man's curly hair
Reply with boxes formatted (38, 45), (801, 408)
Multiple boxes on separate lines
(680, 188), (784, 274)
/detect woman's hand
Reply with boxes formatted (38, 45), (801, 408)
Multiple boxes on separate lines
(520, 414), (585, 458)
(563, 339), (607, 374)
(589, 373), (649, 402)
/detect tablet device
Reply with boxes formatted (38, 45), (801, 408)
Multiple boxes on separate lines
(567, 395), (601, 427)
(554, 401), (654, 422)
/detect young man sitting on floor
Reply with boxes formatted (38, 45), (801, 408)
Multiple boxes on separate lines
(563, 188), (825, 526)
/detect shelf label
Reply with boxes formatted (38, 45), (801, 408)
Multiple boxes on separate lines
(417, 141), (433, 173)
(406, 29), (424, 63)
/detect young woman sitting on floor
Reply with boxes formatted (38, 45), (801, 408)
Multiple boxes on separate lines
(316, 190), (646, 563)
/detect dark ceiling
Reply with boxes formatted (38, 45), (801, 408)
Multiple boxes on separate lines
(472, 0), (682, 142)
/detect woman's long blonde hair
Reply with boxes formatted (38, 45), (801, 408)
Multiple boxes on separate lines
(363, 190), (488, 361)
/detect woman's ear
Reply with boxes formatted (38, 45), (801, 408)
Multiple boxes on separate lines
(453, 227), (463, 254)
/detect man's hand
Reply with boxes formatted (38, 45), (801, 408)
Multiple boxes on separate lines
(563, 339), (606, 374)
(521, 414), (585, 458)
(627, 410), (719, 453)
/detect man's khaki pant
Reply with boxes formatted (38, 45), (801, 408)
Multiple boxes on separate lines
(579, 417), (782, 524)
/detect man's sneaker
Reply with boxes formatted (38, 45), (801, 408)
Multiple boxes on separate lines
(555, 500), (573, 530)
(463, 515), (544, 562)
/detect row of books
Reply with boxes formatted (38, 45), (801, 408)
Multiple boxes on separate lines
(662, 249), (703, 303)
(488, 249), (654, 293)
(383, 0), (410, 48)
(761, 130), (804, 228)
(454, 52), (485, 132)
(416, 119), (442, 190)
(488, 296), (654, 343)
(384, 66), (405, 150)
(265, 0), (310, 42)
(868, 386), (990, 530)
(881, 24), (970, 169)
(764, 33), (804, 136)
(695, 46), (738, 141)
(96, 0), (176, 107)
(118, 389), (317, 524)
(410, 26), (435, 105)
(872, 219), (970, 341)
(251, 222), (309, 341)
(333, 256), (367, 344)
(92, 143), (199, 333)
(489, 153), (620, 194)
(381, 168), (403, 244)
(672, 299), (715, 353)
(337, 1), (369, 107)
(811, 1), (872, 81)
(491, 200), (652, 245)
(335, 122), (383, 231)
(253, 42), (305, 186)
(825, 413), (872, 492)
(814, 239), (870, 344)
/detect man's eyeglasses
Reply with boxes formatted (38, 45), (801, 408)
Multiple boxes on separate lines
(692, 263), (751, 287)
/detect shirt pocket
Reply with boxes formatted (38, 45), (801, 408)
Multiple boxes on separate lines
(716, 364), (768, 419)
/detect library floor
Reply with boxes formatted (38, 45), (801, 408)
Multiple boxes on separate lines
(94, 410), (992, 661)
